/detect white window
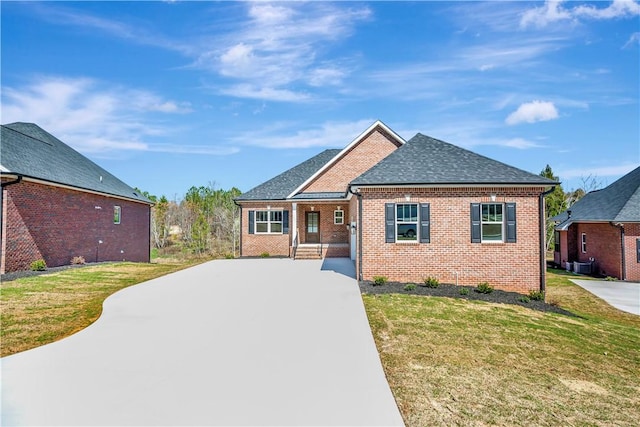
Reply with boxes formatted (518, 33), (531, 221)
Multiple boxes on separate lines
(255, 210), (283, 234)
(481, 203), (503, 242)
(334, 209), (344, 225)
(581, 233), (587, 253)
(114, 206), (121, 224)
(396, 203), (418, 241)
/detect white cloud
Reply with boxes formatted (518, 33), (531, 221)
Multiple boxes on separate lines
(506, 101), (559, 125)
(231, 119), (377, 149)
(502, 138), (542, 149)
(623, 32), (640, 48)
(521, 0), (640, 28)
(558, 163), (640, 179)
(0, 76), (218, 155)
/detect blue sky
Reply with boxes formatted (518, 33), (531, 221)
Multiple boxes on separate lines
(2, 0), (638, 200)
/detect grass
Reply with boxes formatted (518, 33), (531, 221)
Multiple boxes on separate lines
(363, 268), (640, 426)
(1, 259), (199, 357)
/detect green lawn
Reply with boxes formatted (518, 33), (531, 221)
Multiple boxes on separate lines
(363, 269), (640, 426)
(1, 260), (199, 357)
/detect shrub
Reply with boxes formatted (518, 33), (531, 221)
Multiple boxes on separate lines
(475, 282), (494, 294)
(224, 253), (235, 259)
(605, 276), (617, 281)
(422, 276), (440, 288)
(372, 276), (388, 286)
(259, 252), (270, 258)
(459, 287), (470, 296)
(71, 256), (86, 265)
(30, 259), (47, 271)
(404, 283), (417, 291)
(528, 290), (544, 301)
(519, 296), (531, 303)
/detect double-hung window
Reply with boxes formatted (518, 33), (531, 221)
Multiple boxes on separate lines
(471, 202), (516, 243)
(481, 203), (503, 241)
(396, 204), (418, 241)
(334, 209), (344, 225)
(255, 210), (283, 234)
(114, 206), (121, 224)
(581, 233), (587, 253)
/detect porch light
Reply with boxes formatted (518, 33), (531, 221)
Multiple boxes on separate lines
(490, 193), (496, 202)
(404, 194), (411, 201)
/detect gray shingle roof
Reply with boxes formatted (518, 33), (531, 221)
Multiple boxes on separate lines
(351, 133), (557, 186)
(554, 165), (640, 226)
(235, 149), (341, 201)
(1, 123), (151, 204)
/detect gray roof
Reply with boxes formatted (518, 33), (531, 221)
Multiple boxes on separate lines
(1, 123), (151, 204)
(235, 149), (341, 201)
(351, 133), (557, 186)
(554, 165), (640, 226)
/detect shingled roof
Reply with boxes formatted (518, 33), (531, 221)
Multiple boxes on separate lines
(554, 165), (640, 228)
(351, 133), (557, 187)
(235, 149), (342, 201)
(1, 123), (151, 204)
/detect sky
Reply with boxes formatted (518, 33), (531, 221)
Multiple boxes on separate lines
(1, 0), (639, 200)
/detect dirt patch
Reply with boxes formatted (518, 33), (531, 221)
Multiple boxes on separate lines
(559, 378), (609, 395)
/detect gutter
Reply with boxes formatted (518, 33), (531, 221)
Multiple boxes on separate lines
(539, 186), (556, 297)
(611, 222), (626, 280)
(233, 199), (242, 257)
(347, 185), (363, 281)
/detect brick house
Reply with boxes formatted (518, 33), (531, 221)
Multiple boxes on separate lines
(552, 166), (640, 281)
(1, 123), (152, 274)
(235, 121), (557, 293)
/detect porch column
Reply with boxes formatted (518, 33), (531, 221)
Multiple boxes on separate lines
(291, 203), (298, 246)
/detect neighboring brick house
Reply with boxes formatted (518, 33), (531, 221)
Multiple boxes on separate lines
(1, 123), (152, 274)
(552, 166), (640, 281)
(236, 121), (557, 294)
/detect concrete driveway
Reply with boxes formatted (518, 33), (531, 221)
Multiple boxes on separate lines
(1, 258), (404, 426)
(570, 279), (640, 315)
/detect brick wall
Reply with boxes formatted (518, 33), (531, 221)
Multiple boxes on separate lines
(572, 223), (621, 278)
(624, 223), (640, 281)
(357, 187), (546, 294)
(240, 202), (292, 257)
(2, 180), (150, 273)
(298, 203), (349, 244)
(303, 129), (401, 193)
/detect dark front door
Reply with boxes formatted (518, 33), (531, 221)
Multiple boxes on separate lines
(306, 211), (320, 243)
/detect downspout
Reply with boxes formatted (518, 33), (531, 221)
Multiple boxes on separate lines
(233, 199), (242, 257)
(611, 222), (626, 280)
(1, 175), (23, 273)
(539, 186), (556, 297)
(348, 185), (363, 281)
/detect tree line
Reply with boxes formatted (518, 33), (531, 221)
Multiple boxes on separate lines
(141, 184), (241, 258)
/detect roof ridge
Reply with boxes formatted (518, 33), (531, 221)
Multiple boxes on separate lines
(1, 123), (54, 146)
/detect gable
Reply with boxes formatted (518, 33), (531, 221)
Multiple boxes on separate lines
(294, 122), (404, 195)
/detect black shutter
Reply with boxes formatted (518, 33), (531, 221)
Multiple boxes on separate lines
(636, 238), (640, 263)
(385, 203), (395, 243)
(248, 210), (255, 234)
(471, 203), (481, 243)
(420, 203), (430, 243)
(283, 210), (289, 234)
(506, 203), (516, 243)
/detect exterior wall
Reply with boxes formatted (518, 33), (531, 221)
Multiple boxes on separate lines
(555, 230), (569, 269)
(240, 202), (292, 257)
(623, 223), (640, 281)
(2, 180), (150, 273)
(358, 187), (545, 294)
(302, 129), (401, 193)
(298, 203), (349, 244)
(571, 223), (622, 278)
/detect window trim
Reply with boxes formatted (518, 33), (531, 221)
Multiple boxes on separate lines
(480, 203), (504, 243)
(113, 206), (121, 225)
(581, 233), (587, 253)
(395, 203), (419, 243)
(254, 209), (284, 234)
(334, 209), (344, 225)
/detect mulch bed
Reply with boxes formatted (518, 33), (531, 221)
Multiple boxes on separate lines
(0, 262), (112, 282)
(360, 280), (577, 317)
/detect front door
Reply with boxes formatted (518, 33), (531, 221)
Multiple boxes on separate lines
(306, 211), (320, 243)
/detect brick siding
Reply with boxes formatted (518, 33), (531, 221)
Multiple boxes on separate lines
(303, 129), (402, 193)
(1, 180), (150, 273)
(357, 187), (546, 294)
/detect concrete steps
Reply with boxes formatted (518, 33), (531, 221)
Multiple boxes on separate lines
(294, 245), (322, 260)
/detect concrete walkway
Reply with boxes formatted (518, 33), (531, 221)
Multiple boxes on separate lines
(570, 279), (640, 315)
(1, 259), (404, 426)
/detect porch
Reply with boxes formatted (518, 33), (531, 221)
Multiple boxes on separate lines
(290, 200), (354, 260)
